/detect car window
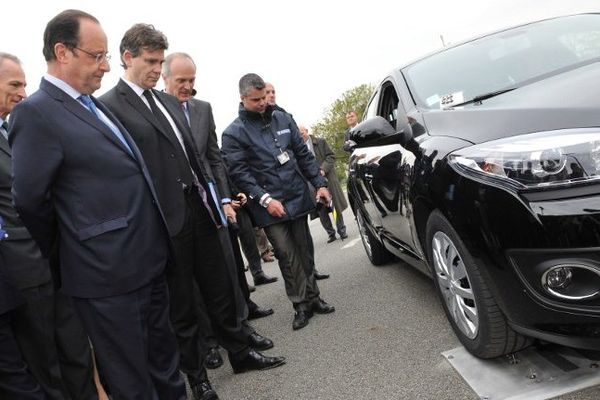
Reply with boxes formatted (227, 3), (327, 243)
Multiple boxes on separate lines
(403, 14), (600, 110)
(378, 82), (400, 130)
(364, 90), (379, 121)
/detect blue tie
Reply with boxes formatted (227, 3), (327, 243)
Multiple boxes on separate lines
(79, 95), (133, 155)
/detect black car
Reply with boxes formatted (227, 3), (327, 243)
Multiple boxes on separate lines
(347, 13), (600, 358)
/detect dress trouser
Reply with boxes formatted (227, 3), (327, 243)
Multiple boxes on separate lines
(167, 189), (250, 384)
(236, 208), (263, 277)
(0, 312), (46, 400)
(12, 282), (97, 400)
(318, 206), (346, 238)
(72, 276), (185, 400)
(195, 220), (257, 356)
(264, 216), (320, 311)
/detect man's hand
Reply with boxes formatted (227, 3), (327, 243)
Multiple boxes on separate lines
(223, 203), (236, 222)
(236, 193), (247, 206)
(316, 187), (332, 204)
(266, 199), (286, 218)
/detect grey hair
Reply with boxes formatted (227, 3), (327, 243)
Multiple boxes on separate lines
(163, 52), (195, 77)
(0, 52), (21, 69)
(239, 73), (265, 96)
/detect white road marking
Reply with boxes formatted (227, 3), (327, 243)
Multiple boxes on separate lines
(341, 238), (361, 249)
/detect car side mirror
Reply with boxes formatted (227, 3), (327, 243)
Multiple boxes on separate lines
(349, 116), (395, 147)
(349, 116), (414, 148)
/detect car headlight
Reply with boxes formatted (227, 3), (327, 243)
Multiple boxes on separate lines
(448, 129), (600, 189)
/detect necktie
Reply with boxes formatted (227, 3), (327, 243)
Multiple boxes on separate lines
(79, 95), (133, 155)
(182, 102), (191, 127)
(142, 90), (222, 225)
(0, 120), (8, 140)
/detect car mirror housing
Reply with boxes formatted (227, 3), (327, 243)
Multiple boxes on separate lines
(350, 116), (414, 149)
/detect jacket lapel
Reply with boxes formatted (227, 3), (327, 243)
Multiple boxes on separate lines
(40, 79), (134, 159)
(0, 136), (10, 158)
(116, 81), (180, 150)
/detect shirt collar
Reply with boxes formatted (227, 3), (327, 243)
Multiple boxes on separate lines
(120, 77), (147, 98)
(44, 74), (82, 100)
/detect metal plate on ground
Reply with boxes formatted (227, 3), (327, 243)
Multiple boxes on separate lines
(442, 345), (600, 400)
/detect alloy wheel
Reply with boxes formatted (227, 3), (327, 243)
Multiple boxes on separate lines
(431, 231), (479, 339)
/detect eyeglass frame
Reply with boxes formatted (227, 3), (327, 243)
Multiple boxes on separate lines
(72, 46), (111, 63)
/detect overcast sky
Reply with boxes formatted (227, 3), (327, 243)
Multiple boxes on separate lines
(3, 0), (598, 135)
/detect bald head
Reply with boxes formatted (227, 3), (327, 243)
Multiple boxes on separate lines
(162, 52), (196, 103)
(299, 125), (309, 142)
(265, 82), (276, 106)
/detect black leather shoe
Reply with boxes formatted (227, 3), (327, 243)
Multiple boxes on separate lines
(327, 235), (337, 243)
(292, 310), (313, 330)
(312, 298), (335, 314)
(340, 233), (348, 240)
(248, 332), (274, 350)
(231, 349), (286, 374)
(204, 347), (223, 369)
(247, 306), (274, 321)
(190, 379), (219, 400)
(314, 270), (330, 280)
(253, 271), (278, 286)
(248, 284), (255, 293)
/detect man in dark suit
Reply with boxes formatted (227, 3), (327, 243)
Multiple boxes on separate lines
(0, 51), (98, 400)
(299, 125), (348, 242)
(9, 10), (185, 400)
(0, 218), (46, 400)
(342, 110), (359, 152)
(161, 52), (276, 370)
(100, 24), (285, 400)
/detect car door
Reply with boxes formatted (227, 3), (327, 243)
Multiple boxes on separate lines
(364, 78), (418, 254)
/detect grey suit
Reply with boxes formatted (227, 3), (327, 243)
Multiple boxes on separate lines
(186, 98), (231, 200)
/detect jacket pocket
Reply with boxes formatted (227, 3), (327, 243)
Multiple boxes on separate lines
(76, 216), (128, 241)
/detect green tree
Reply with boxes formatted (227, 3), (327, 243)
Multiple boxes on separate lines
(312, 83), (374, 184)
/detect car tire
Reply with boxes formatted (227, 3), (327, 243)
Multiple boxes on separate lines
(425, 210), (530, 358)
(356, 206), (393, 266)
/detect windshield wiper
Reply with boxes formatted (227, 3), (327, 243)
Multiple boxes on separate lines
(449, 87), (517, 108)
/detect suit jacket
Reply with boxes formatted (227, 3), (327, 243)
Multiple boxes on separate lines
(100, 81), (246, 319)
(0, 136), (51, 290)
(311, 135), (348, 212)
(9, 78), (170, 298)
(0, 263), (23, 314)
(187, 98), (231, 200)
(100, 80), (223, 236)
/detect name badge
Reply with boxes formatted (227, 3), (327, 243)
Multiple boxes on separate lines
(277, 129), (291, 136)
(277, 150), (290, 165)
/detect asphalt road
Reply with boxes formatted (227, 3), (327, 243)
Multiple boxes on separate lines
(206, 208), (600, 400)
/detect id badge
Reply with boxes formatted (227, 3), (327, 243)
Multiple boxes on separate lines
(277, 150), (290, 165)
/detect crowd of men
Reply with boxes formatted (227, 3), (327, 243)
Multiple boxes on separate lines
(0, 8), (354, 400)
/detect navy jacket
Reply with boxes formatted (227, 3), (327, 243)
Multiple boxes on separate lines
(10, 79), (170, 298)
(222, 105), (327, 228)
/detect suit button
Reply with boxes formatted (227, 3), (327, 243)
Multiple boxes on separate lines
(170, 153), (175, 158)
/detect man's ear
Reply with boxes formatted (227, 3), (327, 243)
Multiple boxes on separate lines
(122, 50), (133, 69)
(54, 43), (69, 63)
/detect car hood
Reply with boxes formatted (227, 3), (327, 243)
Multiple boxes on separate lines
(422, 61), (600, 144)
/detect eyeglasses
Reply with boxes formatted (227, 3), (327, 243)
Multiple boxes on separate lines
(73, 47), (111, 63)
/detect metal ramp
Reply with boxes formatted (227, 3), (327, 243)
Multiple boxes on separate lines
(442, 344), (600, 400)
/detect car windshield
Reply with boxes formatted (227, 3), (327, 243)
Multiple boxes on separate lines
(403, 14), (600, 110)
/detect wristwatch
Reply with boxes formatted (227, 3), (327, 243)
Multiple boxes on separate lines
(263, 197), (273, 208)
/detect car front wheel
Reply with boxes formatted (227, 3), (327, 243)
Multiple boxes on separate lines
(356, 206), (393, 266)
(425, 210), (530, 358)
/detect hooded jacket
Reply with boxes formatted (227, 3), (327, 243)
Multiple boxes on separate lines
(222, 104), (327, 228)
